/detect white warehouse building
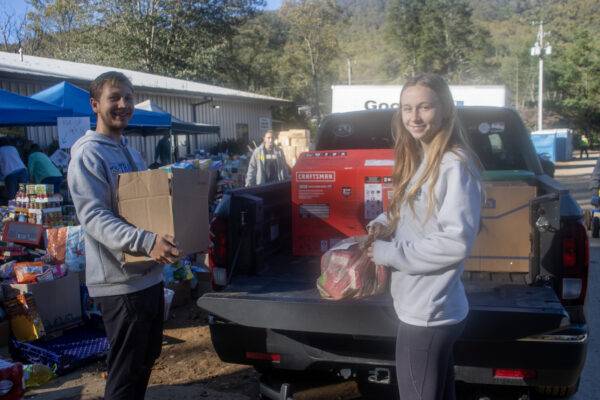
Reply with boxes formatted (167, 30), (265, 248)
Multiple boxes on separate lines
(0, 51), (289, 164)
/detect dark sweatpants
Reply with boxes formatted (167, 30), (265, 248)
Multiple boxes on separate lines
(96, 283), (164, 400)
(396, 319), (465, 400)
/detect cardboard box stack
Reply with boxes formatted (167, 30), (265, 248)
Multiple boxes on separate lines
(277, 129), (311, 168)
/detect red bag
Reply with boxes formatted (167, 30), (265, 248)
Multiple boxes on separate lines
(317, 236), (389, 300)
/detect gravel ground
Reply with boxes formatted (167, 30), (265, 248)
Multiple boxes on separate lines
(21, 152), (600, 400)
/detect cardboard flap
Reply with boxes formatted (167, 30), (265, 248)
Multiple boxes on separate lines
(171, 169), (209, 255)
(118, 170), (174, 238)
(118, 169), (170, 201)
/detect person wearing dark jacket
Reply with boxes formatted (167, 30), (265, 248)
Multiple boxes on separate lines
(68, 71), (180, 400)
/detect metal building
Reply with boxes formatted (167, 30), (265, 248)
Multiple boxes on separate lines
(0, 51), (289, 163)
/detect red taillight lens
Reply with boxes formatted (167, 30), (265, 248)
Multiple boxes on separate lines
(562, 238), (576, 268)
(245, 352), (281, 363)
(560, 221), (589, 306)
(208, 216), (228, 290)
(493, 368), (537, 379)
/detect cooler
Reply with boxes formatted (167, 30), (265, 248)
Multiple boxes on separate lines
(292, 149), (394, 255)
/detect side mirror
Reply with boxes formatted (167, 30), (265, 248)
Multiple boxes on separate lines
(538, 155), (555, 178)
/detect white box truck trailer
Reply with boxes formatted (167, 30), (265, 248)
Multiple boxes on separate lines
(331, 85), (507, 113)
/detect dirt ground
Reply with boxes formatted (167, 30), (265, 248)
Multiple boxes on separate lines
(24, 296), (260, 400)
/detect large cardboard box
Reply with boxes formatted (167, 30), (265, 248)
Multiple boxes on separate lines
(118, 169), (209, 265)
(5, 272), (82, 333)
(465, 182), (537, 273)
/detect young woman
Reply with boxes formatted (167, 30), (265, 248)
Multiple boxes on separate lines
(367, 73), (482, 400)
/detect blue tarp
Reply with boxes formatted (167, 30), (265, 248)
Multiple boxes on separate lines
(31, 81), (172, 129)
(0, 88), (72, 126)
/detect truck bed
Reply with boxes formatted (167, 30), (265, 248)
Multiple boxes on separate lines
(198, 252), (568, 340)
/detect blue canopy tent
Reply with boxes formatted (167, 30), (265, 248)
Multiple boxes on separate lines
(30, 81), (172, 131)
(0, 88), (72, 126)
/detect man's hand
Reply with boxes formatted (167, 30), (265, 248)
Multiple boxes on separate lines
(149, 234), (180, 264)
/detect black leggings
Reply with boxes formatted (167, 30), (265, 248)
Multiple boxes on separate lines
(396, 320), (465, 400)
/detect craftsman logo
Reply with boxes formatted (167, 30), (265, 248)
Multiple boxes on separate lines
(296, 171), (336, 182)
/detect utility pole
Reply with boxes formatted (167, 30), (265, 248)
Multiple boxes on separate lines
(530, 21), (552, 132)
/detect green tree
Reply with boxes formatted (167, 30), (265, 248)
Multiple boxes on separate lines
(279, 0), (344, 122)
(547, 29), (600, 136)
(385, 0), (494, 82)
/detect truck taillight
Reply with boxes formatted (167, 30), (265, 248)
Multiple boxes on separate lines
(208, 216), (228, 290)
(559, 221), (589, 306)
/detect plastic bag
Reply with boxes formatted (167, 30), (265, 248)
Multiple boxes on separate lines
(65, 226), (85, 272)
(23, 364), (55, 388)
(317, 236), (389, 300)
(46, 227), (68, 264)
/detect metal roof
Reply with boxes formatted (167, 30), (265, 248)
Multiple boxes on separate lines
(0, 51), (289, 105)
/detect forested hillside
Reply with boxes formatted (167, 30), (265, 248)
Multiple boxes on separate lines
(1, 0), (598, 133)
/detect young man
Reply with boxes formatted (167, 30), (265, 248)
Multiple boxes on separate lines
(154, 132), (172, 166)
(68, 71), (180, 400)
(245, 130), (289, 187)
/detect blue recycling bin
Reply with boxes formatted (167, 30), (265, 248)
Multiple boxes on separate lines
(531, 130), (573, 162)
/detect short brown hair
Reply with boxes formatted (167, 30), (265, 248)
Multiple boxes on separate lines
(89, 71), (133, 100)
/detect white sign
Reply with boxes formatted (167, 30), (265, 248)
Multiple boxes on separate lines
(259, 117), (272, 132)
(57, 117), (90, 149)
(331, 85), (507, 113)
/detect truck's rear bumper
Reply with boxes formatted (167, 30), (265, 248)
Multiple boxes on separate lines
(208, 318), (587, 389)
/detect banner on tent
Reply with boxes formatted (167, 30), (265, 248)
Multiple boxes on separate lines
(57, 117), (90, 149)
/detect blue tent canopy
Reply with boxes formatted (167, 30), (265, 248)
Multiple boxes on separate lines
(0, 88), (72, 126)
(30, 81), (171, 129)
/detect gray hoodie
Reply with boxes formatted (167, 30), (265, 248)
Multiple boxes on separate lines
(68, 130), (161, 297)
(370, 151), (482, 327)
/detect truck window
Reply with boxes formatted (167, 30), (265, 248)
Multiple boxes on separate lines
(316, 108), (529, 171)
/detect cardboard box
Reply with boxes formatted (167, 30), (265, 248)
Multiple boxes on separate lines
(118, 169), (209, 264)
(465, 182), (537, 273)
(5, 272), (82, 333)
(279, 129), (310, 140)
(291, 138), (308, 148)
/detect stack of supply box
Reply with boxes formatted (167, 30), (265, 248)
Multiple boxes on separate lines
(277, 129), (311, 168)
(11, 184), (66, 227)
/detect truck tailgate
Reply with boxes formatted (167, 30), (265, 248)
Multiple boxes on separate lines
(198, 256), (568, 340)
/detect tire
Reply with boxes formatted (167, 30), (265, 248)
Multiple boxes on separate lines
(535, 379), (580, 398)
(592, 216), (600, 238)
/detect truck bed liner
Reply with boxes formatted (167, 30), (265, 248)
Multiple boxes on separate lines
(198, 254), (568, 340)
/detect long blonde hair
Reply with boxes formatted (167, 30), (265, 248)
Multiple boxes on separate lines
(385, 73), (480, 233)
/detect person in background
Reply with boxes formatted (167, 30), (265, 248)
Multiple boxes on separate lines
(367, 73), (482, 400)
(68, 71), (180, 400)
(154, 132), (172, 166)
(27, 143), (63, 194)
(0, 137), (29, 199)
(579, 133), (590, 159)
(245, 130), (289, 187)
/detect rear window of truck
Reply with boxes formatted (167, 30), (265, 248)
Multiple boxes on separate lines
(316, 108), (528, 171)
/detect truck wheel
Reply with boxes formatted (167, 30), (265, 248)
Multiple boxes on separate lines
(535, 379), (579, 398)
(593, 216), (600, 238)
